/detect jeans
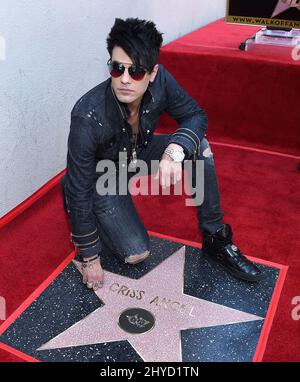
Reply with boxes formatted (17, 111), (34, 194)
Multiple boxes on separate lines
(61, 134), (224, 260)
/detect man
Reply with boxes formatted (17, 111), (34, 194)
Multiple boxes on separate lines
(61, 18), (262, 291)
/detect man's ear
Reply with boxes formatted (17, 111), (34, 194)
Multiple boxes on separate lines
(149, 64), (159, 83)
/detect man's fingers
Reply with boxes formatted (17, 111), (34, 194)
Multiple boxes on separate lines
(166, 174), (171, 188)
(162, 172), (168, 188)
(156, 163), (182, 188)
(82, 260), (104, 290)
(93, 280), (104, 291)
(86, 281), (94, 289)
(162, 171), (174, 188)
(176, 169), (182, 183)
(86, 278), (104, 290)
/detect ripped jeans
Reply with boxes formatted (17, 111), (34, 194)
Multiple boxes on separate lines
(61, 134), (224, 261)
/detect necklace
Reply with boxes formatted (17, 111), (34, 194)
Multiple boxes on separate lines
(129, 103), (141, 168)
(130, 132), (138, 167)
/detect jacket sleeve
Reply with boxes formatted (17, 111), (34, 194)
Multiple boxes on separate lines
(163, 68), (208, 159)
(64, 115), (102, 258)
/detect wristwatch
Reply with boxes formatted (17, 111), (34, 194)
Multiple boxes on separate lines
(164, 146), (185, 162)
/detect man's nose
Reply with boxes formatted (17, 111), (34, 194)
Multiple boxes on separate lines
(120, 68), (131, 84)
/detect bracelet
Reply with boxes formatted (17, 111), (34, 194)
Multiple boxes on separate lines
(77, 254), (100, 267)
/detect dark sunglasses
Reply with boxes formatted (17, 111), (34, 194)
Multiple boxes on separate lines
(107, 59), (148, 81)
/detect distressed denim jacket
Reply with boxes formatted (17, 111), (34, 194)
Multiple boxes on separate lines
(64, 64), (208, 257)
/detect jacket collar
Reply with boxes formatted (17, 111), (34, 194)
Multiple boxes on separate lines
(109, 81), (154, 121)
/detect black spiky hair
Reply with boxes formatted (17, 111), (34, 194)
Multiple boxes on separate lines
(106, 18), (163, 72)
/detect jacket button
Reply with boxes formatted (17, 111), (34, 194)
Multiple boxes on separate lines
(144, 141), (148, 145)
(146, 130), (150, 134)
(122, 128), (126, 132)
(123, 147), (127, 151)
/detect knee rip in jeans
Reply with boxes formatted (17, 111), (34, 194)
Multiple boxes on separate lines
(202, 146), (213, 158)
(125, 249), (150, 265)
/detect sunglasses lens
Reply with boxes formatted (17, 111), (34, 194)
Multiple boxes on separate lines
(108, 61), (147, 81)
(110, 69), (122, 78)
(129, 67), (147, 81)
(109, 62), (124, 78)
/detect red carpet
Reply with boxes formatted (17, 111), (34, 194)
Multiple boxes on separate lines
(0, 347), (25, 362)
(158, 18), (300, 156)
(1, 19), (299, 362)
(0, 144), (299, 361)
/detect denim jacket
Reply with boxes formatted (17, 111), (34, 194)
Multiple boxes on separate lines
(64, 64), (208, 258)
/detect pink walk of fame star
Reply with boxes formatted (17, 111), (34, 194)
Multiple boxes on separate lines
(37, 246), (263, 362)
(272, 0), (300, 18)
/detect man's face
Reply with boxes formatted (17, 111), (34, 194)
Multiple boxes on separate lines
(110, 46), (158, 106)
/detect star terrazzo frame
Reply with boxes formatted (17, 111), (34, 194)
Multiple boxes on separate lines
(0, 231), (288, 363)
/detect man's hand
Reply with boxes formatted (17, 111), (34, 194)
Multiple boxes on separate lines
(154, 144), (183, 188)
(81, 255), (104, 291)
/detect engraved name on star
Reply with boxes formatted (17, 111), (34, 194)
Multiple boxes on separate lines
(37, 246), (263, 362)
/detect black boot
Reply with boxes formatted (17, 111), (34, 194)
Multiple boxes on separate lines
(202, 224), (262, 282)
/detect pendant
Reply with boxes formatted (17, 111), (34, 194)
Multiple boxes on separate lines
(132, 149), (137, 165)
(130, 149), (137, 168)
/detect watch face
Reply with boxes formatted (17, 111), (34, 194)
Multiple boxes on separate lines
(173, 151), (185, 162)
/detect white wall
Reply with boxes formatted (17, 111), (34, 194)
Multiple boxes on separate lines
(0, 0), (226, 217)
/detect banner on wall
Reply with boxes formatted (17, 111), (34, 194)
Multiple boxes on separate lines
(226, 0), (300, 29)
